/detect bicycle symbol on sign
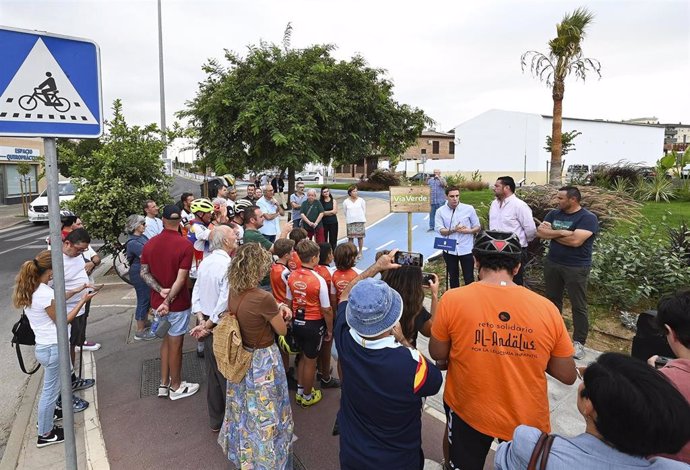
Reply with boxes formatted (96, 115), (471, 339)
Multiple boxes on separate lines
(18, 72), (71, 113)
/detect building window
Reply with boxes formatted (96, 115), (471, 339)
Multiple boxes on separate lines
(449, 141), (455, 154)
(421, 148), (427, 155)
(4, 164), (38, 196)
(432, 141), (439, 154)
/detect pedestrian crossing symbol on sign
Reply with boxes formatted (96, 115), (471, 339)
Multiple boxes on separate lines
(0, 27), (102, 138)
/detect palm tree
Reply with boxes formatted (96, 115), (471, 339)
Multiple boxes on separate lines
(522, 7), (601, 185)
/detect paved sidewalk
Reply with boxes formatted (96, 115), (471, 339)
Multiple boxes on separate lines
(0, 204), (27, 230)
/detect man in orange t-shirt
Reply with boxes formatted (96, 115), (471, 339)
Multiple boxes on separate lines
(430, 231), (576, 470)
(287, 239), (333, 407)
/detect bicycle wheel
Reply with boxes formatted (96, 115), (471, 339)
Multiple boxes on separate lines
(18, 95), (37, 111)
(54, 97), (71, 113)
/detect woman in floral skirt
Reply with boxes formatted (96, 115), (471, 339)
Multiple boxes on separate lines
(218, 243), (294, 469)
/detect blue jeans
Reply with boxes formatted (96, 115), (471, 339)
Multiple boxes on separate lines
(35, 344), (61, 435)
(429, 203), (442, 229)
(130, 263), (151, 322)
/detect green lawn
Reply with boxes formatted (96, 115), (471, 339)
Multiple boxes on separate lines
(613, 200), (690, 236)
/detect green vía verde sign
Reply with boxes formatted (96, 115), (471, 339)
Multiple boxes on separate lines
(389, 186), (431, 213)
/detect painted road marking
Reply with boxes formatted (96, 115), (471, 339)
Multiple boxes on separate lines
(412, 225), (418, 231)
(375, 240), (395, 250)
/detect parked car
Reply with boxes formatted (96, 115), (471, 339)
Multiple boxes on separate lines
(296, 171), (322, 182)
(408, 172), (434, 183)
(682, 164), (690, 179)
(28, 180), (76, 224)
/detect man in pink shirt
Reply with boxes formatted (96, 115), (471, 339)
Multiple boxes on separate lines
(488, 176), (536, 285)
(649, 289), (690, 465)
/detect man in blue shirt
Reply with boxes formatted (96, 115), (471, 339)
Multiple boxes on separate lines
(335, 251), (443, 470)
(537, 186), (599, 359)
(427, 169), (447, 231)
(434, 186), (481, 288)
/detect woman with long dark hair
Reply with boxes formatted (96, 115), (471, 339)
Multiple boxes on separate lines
(320, 186), (338, 251)
(13, 250), (96, 448)
(218, 243), (294, 469)
(383, 265), (438, 348)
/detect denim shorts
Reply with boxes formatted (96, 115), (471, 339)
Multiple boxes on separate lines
(166, 308), (191, 337)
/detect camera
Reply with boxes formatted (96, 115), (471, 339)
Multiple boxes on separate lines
(422, 272), (435, 285)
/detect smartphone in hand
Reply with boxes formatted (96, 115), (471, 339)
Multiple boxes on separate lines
(394, 251), (424, 267)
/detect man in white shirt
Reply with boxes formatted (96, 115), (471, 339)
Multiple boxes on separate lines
(489, 176), (537, 285)
(257, 185), (285, 242)
(434, 186), (481, 288)
(62, 229), (96, 402)
(143, 199), (163, 239)
(189, 226), (237, 431)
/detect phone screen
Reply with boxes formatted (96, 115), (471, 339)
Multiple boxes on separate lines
(394, 251), (423, 267)
(422, 272), (435, 285)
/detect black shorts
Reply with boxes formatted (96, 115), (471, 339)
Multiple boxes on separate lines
(70, 314), (88, 347)
(291, 319), (325, 359)
(444, 401), (498, 470)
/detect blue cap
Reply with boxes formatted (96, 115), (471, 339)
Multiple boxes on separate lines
(346, 279), (403, 338)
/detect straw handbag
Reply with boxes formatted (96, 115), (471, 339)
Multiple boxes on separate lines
(213, 293), (267, 383)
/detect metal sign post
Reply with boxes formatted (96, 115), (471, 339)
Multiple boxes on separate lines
(45, 137), (77, 468)
(0, 27), (102, 470)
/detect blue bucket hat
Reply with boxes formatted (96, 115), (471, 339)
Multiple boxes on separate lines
(346, 279), (403, 338)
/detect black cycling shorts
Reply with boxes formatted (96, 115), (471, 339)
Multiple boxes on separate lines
(70, 314), (88, 347)
(291, 319), (325, 359)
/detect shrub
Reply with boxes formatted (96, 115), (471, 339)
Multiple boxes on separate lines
(635, 173), (676, 202)
(589, 223), (690, 309)
(588, 160), (644, 189)
(358, 169), (400, 191)
(516, 185), (642, 230)
(459, 181), (487, 191)
(445, 172), (466, 187)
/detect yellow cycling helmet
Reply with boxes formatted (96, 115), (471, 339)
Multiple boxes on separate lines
(190, 198), (213, 214)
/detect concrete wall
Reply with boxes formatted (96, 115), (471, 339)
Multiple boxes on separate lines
(394, 109), (664, 185)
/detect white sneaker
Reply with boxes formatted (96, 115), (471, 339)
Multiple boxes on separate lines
(169, 381), (199, 401)
(77, 341), (101, 352)
(157, 384), (169, 398)
(573, 341), (585, 360)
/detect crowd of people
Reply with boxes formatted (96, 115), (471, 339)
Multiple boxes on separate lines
(11, 174), (690, 470)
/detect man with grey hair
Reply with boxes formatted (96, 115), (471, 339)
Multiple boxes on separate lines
(189, 225), (237, 430)
(427, 169), (447, 232)
(257, 184), (284, 242)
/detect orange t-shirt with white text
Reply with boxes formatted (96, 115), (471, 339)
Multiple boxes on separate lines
(431, 283), (574, 441)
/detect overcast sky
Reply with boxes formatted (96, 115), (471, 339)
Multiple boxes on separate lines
(2, 0), (688, 137)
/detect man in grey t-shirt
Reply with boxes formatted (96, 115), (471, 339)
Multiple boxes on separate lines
(290, 181), (307, 228)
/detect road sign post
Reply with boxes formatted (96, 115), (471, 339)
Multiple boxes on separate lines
(1, 26), (102, 470)
(389, 186), (431, 252)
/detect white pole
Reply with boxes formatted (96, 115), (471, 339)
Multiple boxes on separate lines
(157, 0), (167, 160)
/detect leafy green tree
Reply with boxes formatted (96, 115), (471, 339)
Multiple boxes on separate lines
(56, 138), (103, 178)
(544, 129), (581, 157)
(179, 26), (430, 192)
(64, 99), (172, 251)
(522, 7), (601, 185)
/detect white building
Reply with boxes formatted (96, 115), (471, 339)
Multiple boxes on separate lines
(395, 109), (665, 185)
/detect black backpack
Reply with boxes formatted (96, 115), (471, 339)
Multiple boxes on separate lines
(11, 313), (40, 375)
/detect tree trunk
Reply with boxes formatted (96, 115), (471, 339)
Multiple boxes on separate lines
(549, 79), (565, 186)
(287, 167), (295, 221)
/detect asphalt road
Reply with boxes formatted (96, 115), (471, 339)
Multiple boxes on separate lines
(0, 222), (52, 458)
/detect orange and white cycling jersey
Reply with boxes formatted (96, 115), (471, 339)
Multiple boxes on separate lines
(270, 263), (291, 304)
(331, 267), (362, 302)
(314, 264), (333, 294)
(287, 251), (302, 271)
(287, 267), (330, 321)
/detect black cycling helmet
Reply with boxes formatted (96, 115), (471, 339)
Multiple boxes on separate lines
(472, 231), (522, 259)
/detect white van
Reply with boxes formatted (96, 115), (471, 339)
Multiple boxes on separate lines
(28, 180), (76, 223)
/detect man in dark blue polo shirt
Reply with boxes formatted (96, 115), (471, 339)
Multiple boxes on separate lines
(537, 186), (599, 359)
(335, 251), (442, 470)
